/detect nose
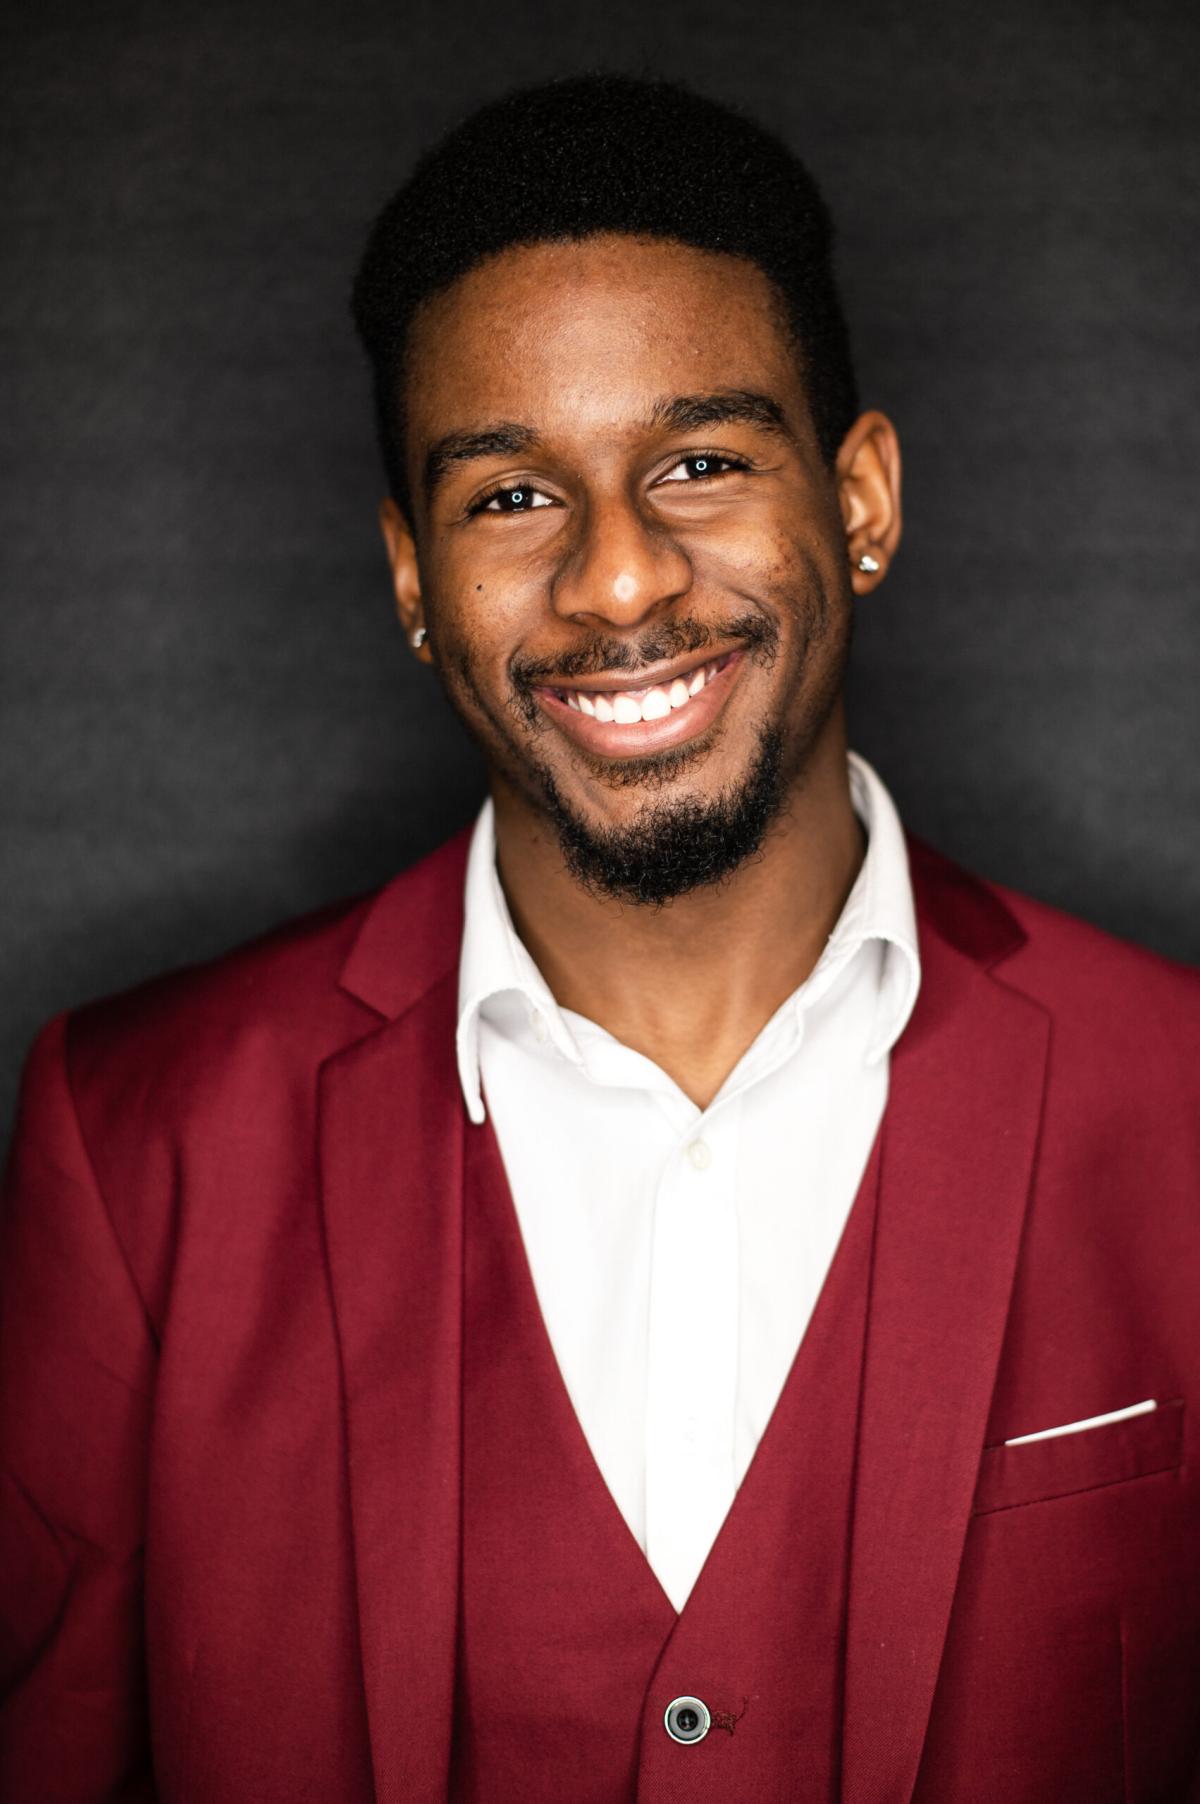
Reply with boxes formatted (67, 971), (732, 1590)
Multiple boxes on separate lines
(550, 490), (693, 630)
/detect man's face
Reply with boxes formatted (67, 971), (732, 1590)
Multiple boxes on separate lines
(391, 233), (869, 901)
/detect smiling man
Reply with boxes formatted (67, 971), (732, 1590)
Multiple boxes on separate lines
(2, 73), (1199, 1804)
(378, 222), (892, 1110)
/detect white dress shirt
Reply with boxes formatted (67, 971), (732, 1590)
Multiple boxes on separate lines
(456, 751), (921, 1612)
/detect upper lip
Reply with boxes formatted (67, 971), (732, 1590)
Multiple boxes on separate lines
(533, 645), (737, 696)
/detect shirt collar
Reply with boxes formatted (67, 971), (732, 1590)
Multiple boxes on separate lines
(819, 750), (921, 1065)
(455, 750), (920, 1122)
(455, 802), (584, 1125)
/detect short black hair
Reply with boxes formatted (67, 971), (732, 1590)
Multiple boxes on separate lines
(350, 72), (860, 522)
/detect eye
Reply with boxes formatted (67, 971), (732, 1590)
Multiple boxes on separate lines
(659, 451), (751, 484)
(470, 483), (556, 515)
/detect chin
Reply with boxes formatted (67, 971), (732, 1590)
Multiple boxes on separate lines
(534, 723), (787, 907)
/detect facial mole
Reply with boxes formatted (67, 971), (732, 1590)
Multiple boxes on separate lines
(613, 572), (638, 604)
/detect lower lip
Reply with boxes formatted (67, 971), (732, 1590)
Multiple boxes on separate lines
(532, 651), (746, 758)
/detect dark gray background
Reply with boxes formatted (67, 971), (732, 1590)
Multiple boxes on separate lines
(3, 0), (1198, 1137)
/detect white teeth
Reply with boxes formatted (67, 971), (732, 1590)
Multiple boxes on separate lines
(563, 656), (725, 724)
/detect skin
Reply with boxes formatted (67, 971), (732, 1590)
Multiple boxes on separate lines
(379, 233), (901, 1108)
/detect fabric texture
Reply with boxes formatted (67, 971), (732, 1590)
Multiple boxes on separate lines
(1, 826), (1198, 1802)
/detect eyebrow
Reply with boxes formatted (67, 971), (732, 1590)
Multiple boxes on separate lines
(647, 388), (793, 440)
(421, 388), (794, 503)
(423, 423), (538, 502)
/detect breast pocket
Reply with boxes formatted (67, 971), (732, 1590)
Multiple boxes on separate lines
(972, 1397), (1184, 1515)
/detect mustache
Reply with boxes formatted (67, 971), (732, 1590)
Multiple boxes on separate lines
(509, 612), (778, 694)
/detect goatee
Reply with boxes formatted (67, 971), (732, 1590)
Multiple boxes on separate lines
(537, 722), (787, 906)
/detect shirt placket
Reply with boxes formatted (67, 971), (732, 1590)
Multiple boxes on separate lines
(643, 1096), (741, 1612)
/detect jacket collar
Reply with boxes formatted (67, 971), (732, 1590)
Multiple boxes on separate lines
(337, 825), (470, 1021)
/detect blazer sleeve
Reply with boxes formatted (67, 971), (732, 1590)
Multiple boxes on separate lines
(0, 1012), (159, 1801)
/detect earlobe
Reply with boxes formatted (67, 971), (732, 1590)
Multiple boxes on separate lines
(378, 496), (432, 660)
(835, 410), (903, 593)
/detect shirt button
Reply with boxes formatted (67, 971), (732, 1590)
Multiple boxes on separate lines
(530, 1011), (548, 1045)
(686, 1139), (712, 1171)
(664, 1696), (711, 1744)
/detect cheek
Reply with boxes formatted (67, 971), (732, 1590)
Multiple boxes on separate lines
(707, 528), (830, 629)
(430, 532), (545, 634)
(691, 506), (825, 591)
(425, 566), (524, 674)
(749, 548), (852, 695)
(428, 576), (542, 730)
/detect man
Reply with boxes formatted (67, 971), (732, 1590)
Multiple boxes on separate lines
(1, 72), (1197, 1804)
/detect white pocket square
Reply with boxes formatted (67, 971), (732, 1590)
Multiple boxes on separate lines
(1004, 1398), (1157, 1447)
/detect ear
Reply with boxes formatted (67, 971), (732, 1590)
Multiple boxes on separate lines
(378, 497), (434, 663)
(835, 411), (903, 595)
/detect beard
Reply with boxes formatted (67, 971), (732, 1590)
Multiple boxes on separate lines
(534, 720), (787, 906)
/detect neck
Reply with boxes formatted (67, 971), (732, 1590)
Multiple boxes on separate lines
(490, 712), (865, 1109)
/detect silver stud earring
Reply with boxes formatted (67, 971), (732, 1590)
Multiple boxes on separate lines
(410, 625), (427, 650)
(857, 552), (881, 573)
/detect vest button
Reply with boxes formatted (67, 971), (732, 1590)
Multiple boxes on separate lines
(664, 1695), (711, 1744)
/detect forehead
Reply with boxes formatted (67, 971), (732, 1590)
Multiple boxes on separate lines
(402, 233), (805, 448)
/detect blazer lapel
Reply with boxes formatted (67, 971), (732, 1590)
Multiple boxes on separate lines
(317, 834), (471, 1804)
(842, 892), (1050, 1804)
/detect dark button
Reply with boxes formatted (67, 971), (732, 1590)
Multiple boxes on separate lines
(664, 1695), (711, 1744)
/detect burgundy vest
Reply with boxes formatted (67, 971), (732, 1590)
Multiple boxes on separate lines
(449, 1113), (882, 1804)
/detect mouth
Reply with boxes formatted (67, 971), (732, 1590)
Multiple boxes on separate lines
(530, 647), (746, 758)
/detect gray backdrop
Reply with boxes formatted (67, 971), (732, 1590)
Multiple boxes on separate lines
(3, 0), (1197, 1139)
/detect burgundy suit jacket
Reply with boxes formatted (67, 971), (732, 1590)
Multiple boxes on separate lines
(1, 830), (1198, 1803)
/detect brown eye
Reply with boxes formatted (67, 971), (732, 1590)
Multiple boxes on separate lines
(660, 452), (748, 484)
(473, 484), (554, 515)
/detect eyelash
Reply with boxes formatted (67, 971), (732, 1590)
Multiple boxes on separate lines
(466, 450), (754, 517)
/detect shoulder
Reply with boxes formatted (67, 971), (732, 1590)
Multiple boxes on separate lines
(55, 826), (473, 1114)
(984, 863), (1194, 1016)
(911, 832), (1195, 987)
(2, 829), (472, 1334)
(910, 833), (1200, 1086)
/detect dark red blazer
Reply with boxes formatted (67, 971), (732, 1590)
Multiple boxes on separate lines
(1, 830), (1198, 1803)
